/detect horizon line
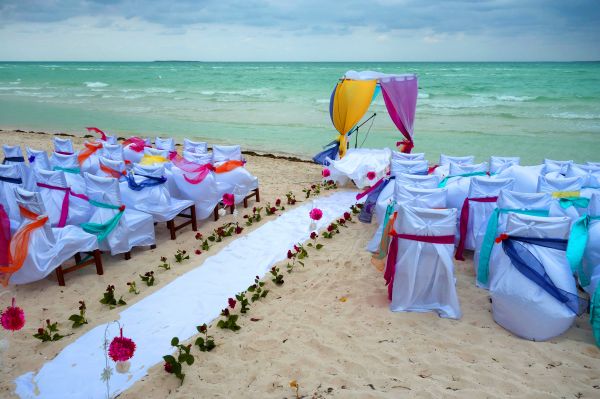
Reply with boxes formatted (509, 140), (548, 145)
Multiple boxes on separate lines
(1, 60), (599, 63)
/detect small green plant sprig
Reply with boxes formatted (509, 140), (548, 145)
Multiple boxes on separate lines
(270, 266), (284, 285)
(322, 221), (340, 239)
(243, 207), (263, 226)
(217, 298), (241, 331)
(286, 191), (297, 205)
(195, 232), (211, 252)
(158, 256), (171, 271)
(235, 291), (250, 313)
(163, 337), (194, 384)
(247, 275), (269, 302)
(302, 183), (320, 199)
(139, 271), (155, 286)
(68, 300), (88, 328)
(306, 231), (324, 250)
(33, 319), (64, 342)
(174, 249), (189, 263)
(286, 243), (308, 273)
(127, 281), (140, 294)
(350, 203), (363, 215)
(322, 180), (338, 190)
(195, 324), (216, 352)
(100, 285), (127, 308)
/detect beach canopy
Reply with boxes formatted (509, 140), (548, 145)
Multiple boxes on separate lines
(314, 70), (418, 164)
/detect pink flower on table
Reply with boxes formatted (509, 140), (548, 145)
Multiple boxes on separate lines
(108, 329), (136, 362)
(309, 208), (323, 221)
(222, 193), (234, 207)
(367, 171), (376, 180)
(1, 298), (25, 332)
(322, 168), (331, 178)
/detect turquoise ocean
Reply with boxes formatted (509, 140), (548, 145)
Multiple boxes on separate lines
(0, 62), (599, 164)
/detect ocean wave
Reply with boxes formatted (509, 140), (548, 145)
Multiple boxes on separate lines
(75, 93), (95, 97)
(76, 68), (104, 71)
(418, 93), (430, 99)
(84, 81), (109, 88)
(144, 87), (176, 94)
(495, 95), (537, 102)
(315, 99), (330, 104)
(9, 80), (21, 85)
(549, 112), (600, 120)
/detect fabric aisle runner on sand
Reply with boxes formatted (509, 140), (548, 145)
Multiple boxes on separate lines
(15, 191), (360, 399)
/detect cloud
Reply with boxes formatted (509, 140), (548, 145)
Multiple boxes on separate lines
(0, 0), (598, 60)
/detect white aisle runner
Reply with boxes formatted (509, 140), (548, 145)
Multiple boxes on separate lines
(15, 191), (359, 399)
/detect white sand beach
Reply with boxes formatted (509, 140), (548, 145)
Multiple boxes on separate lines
(0, 130), (598, 399)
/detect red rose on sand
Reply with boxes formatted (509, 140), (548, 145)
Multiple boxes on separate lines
(222, 193), (234, 207)
(343, 212), (351, 220)
(199, 324), (207, 333)
(195, 233), (202, 240)
(37, 328), (44, 335)
(108, 329), (136, 362)
(367, 171), (376, 180)
(309, 208), (323, 221)
(221, 308), (230, 317)
(294, 245), (300, 253)
(270, 207), (276, 214)
(287, 250), (294, 259)
(195, 249), (201, 255)
(235, 225), (244, 234)
(322, 168), (331, 178)
(1, 298), (25, 332)
(310, 232), (318, 239)
(228, 298), (236, 309)
(164, 362), (173, 373)
(327, 224), (335, 232)
(311, 184), (316, 189)
(275, 198), (281, 206)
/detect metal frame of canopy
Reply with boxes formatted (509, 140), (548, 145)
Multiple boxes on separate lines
(313, 70), (418, 165)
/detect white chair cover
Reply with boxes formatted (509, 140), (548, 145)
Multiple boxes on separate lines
(461, 177), (515, 252)
(543, 159), (573, 175)
(490, 156), (520, 174)
(587, 161), (600, 167)
(213, 164), (259, 205)
(434, 154), (475, 178)
(35, 169), (91, 227)
(171, 165), (221, 220)
(474, 190), (553, 285)
(444, 162), (489, 210)
(97, 135), (117, 145)
(3, 144), (34, 191)
(538, 174), (585, 220)
(123, 143), (145, 165)
(26, 147), (51, 171)
(390, 159), (428, 177)
(326, 148), (392, 189)
(52, 137), (74, 154)
(143, 147), (170, 160)
(212, 144), (242, 163)
(98, 157), (127, 181)
(155, 137), (175, 151)
(391, 151), (425, 161)
(120, 164), (194, 223)
(50, 152), (86, 194)
(489, 213), (577, 341)
(78, 142), (102, 175)
(101, 143), (125, 162)
(9, 187), (98, 285)
(585, 193), (600, 295)
(389, 205), (461, 319)
(84, 173), (155, 255)
(368, 184), (447, 253)
(183, 151), (212, 165)
(566, 163), (600, 189)
(495, 164), (544, 193)
(183, 139), (208, 154)
(0, 164), (24, 232)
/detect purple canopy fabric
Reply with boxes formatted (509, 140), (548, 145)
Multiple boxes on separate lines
(380, 76), (418, 153)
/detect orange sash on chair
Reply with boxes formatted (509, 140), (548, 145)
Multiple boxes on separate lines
(214, 160), (244, 173)
(78, 142), (103, 165)
(99, 162), (126, 179)
(0, 206), (48, 286)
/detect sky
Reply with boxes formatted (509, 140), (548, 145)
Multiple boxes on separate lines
(0, 0), (599, 61)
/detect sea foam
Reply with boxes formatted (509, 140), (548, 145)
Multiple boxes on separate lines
(84, 81), (109, 88)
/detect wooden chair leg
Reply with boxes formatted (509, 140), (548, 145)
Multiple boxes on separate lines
(124, 251), (131, 260)
(230, 204), (235, 214)
(255, 188), (260, 203)
(190, 205), (198, 231)
(213, 206), (219, 221)
(244, 197), (248, 208)
(167, 220), (176, 240)
(55, 266), (66, 286)
(93, 249), (103, 276)
(150, 244), (156, 249)
(74, 253), (82, 264)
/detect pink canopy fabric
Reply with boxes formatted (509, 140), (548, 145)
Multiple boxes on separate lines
(380, 76), (418, 153)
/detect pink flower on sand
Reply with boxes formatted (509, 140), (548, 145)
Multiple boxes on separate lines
(222, 193), (235, 207)
(309, 208), (323, 221)
(322, 168), (331, 178)
(109, 329), (136, 362)
(367, 171), (376, 180)
(1, 298), (25, 332)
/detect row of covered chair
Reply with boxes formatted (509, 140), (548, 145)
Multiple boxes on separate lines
(0, 133), (260, 286)
(360, 151), (599, 345)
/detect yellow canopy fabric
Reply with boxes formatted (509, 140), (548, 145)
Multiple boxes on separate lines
(331, 79), (377, 158)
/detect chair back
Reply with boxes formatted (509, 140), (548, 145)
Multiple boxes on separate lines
(183, 139), (208, 154)
(439, 154), (474, 167)
(390, 159), (428, 176)
(212, 145), (242, 163)
(490, 156), (520, 174)
(394, 185), (448, 208)
(52, 137), (74, 154)
(391, 151), (425, 161)
(26, 147), (51, 171)
(395, 173), (440, 189)
(155, 137), (175, 151)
